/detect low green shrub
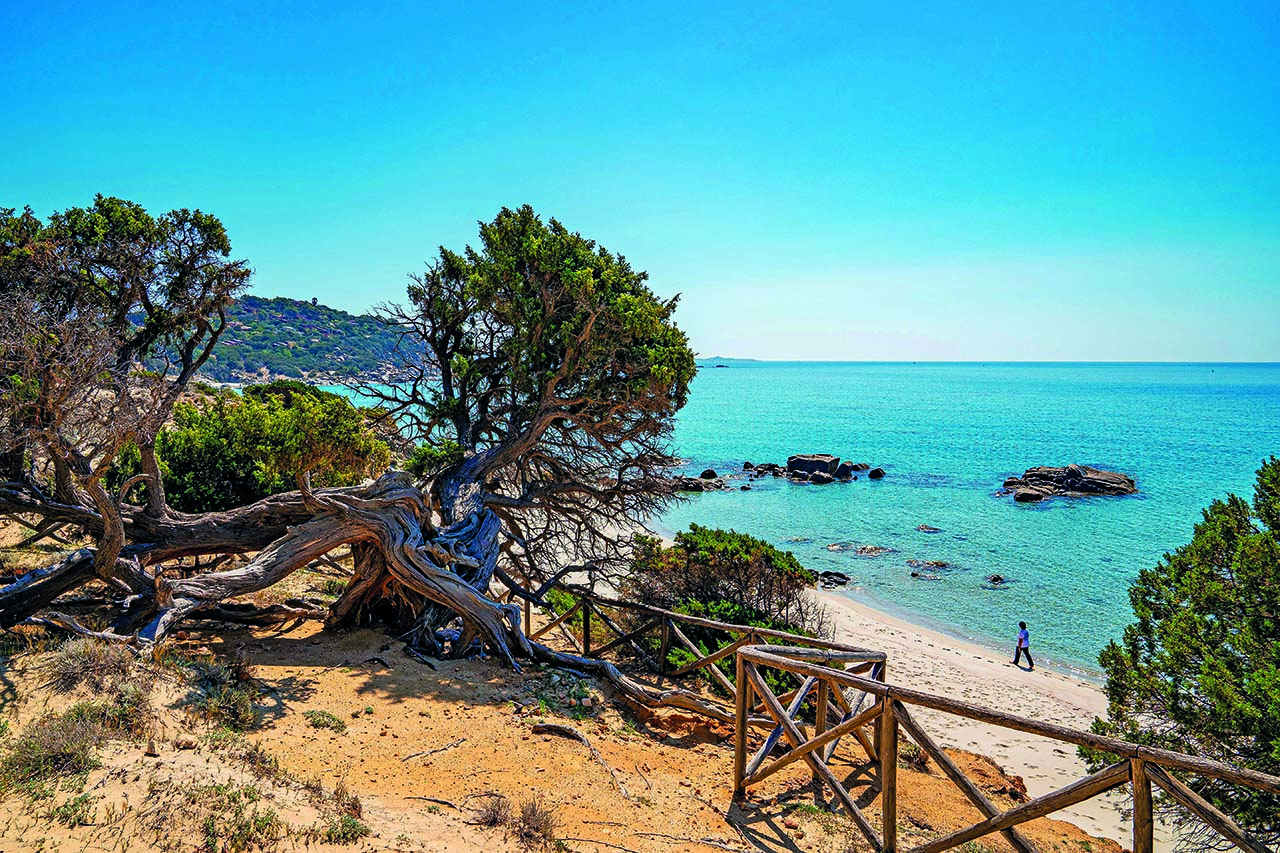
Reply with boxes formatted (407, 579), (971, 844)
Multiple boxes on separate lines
(303, 710), (347, 733)
(321, 814), (370, 844)
(50, 793), (97, 826)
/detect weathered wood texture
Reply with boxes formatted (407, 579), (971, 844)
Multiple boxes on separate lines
(731, 645), (1280, 853)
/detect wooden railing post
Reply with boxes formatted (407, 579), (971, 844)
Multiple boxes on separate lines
(659, 619), (671, 678)
(879, 697), (898, 853)
(581, 600), (592, 657)
(734, 655), (750, 796)
(873, 662), (886, 760)
(1132, 758), (1153, 853)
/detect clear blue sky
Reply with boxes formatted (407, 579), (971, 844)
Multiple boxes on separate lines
(4, 1), (1278, 360)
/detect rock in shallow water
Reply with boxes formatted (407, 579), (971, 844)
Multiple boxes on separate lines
(787, 453), (841, 475)
(1005, 464), (1137, 501)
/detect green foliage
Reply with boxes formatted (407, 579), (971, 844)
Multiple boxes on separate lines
(303, 710), (347, 733)
(624, 524), (817, 629)
(50, 793), (98, 826)
(1089, 456), (1280, 847)
(186, 659), (259, 731)
(178, 783), (282, 851)
(321, 814), (370, 844)
(404, 439), (463, 479)
(109, 382), (390, 512)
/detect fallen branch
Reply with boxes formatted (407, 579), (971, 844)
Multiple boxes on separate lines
(559, 839), (640, 853)
(631, 833), (748, 852)
(404, 796), (460, 810)
(402, 737), (465, 762)
(531, 722), (631, 801)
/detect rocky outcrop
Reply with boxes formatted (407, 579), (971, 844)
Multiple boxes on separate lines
(1002, 464), (1136, 502)
(834, 460), (856, 479)
(818, 570), (851, 589)
(787, 454), (840, 476)
(699, 468), (718, 479)
(809, 471), (835, 485)
(868, 467), (886, 480)
(671, 476), (727, 493)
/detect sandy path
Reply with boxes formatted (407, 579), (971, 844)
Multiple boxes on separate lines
(816, 590), (1176, 851)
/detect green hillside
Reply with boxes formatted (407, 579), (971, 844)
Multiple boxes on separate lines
(200, 295), (406, 383)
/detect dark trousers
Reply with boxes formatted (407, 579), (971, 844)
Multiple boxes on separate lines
(1014, 646), (1034, 668)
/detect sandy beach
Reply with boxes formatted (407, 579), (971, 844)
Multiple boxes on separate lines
(816, 589), (1176, 851)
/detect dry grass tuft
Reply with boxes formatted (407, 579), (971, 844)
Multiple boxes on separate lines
(45, 638), (140, 694)
(514, 795), (560, 848)
(473, 793), (512, 828)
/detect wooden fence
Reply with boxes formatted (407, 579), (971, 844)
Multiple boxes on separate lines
(519, 584), (886, 726)
(733, 644), (1280, 853)
(516, 586), (1279, 853)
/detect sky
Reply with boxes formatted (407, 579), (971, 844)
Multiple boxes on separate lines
(3, 1), (1278, 361)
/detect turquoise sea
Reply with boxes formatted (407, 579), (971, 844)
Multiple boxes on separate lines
(654, 362), (1280, 676)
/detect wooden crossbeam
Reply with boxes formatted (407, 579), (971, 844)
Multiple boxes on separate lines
(744, 700), (883, 786)
(670, 622), (737, 696)
(906, 761), (1130, 853)
(1146, 764), (1272, 853)
(893, 701), (1038, 853)
(745, 676), (817, 778)
(587, 604), (661, 671)
(743, 662), (884, 851)
(528, 599), (581, 640)
(667, 634), (754, 677)
(591, 618), (660, 658)
(826, 667), (879, 763)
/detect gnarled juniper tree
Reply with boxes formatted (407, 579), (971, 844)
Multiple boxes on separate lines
(2, 202), (706, 711)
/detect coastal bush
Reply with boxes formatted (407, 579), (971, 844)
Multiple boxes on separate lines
(187, 659), (260, 731)
(623, 525), (825, 634)
(1088, 456), (1280, 849)
(108, 385), (390, 513)
(621, 525), (828, 694)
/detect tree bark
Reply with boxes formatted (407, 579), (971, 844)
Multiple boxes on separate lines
(138, 443), (168, 518)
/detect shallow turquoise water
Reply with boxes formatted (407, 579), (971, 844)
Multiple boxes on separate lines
(655, 362), (1280, 674)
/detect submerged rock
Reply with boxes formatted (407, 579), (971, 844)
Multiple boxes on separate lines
(916, 524), (943, 533)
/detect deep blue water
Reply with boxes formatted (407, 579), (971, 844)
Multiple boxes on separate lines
(655, 362), (1280, 675)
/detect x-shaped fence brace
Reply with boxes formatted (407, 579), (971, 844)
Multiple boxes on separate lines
(733, 645), (1280, 853)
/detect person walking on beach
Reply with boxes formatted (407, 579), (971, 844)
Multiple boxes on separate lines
(1013, 621), (1034, 670)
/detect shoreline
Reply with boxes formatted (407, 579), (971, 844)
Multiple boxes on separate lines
(815, 589), (1175, 850)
